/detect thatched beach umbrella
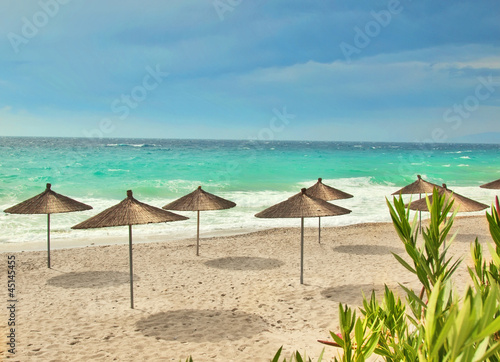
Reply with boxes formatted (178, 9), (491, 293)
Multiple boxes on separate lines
(407, 184), (488, 213)
(163, 186), (236, 256)
(306, 178), (353, 243)
(392, 175), (440, 196)
(480, 178), (500, 190)
(392, 175), (442, 232)
(72, 190), (188, 309)
(255, 188), (351, 284)
(4, 183), (92, 268)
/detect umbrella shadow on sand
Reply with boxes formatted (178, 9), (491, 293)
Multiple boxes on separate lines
(452, 233), (492, 243)
(321, 284), (410, 306)
(47, 271), (139, 289)
(332, 244), (405, 256)
(136, 309), (268, 342)
(204, 256), (284, 271)
(72, 190), (187, 309)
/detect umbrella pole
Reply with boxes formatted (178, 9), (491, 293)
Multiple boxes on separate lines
(47, 214), (51, 268)
(419, 193), (422, 234)
(129, 225), (134, 309)
(300, 217), (304, 285)
(318, 217), (321, 244)
(196, 210), (200, 256)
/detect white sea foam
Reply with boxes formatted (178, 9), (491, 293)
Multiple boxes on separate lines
(1, 176), (496, 245)
(106, 143), (156, 148)
(445, 150), (473, 154)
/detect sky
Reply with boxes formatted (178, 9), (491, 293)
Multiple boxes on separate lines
(0, 0), (499, 142)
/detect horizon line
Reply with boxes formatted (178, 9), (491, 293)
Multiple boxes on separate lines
(1, 134), (499, 145)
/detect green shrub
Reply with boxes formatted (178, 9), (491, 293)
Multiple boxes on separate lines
(323, 190), (500, 361)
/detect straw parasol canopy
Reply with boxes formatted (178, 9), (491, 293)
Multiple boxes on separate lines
(255, 188), (351, 284)
(480, 178), (500, 190)
(73, 190), (188, 309)
(306, 178), (353, 243)
(392, 175), (441, 195)
(163, 186), (236, 256)
(392, 175), (442, 233)
(407, 184), (488, 213)
(4, 183), (92, 268)
(306, 178), (353, 201)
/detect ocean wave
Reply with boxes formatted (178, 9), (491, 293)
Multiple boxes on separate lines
(1, 183), (494, 244)
(106, 143), (157, 148)
(297, 176), (374, 189)
(445, 150), (472, 154)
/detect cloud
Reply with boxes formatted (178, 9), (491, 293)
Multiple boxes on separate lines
(203, 44), (500, 113)
(1, 1), (499, 141)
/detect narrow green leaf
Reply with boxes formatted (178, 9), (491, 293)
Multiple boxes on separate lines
(316, 348), (325, 362)
(295, 351), (304, 362)
(354, 319), (364, 350)
(487, 242), (500, 266)
(330, 331), (344, 347)
(430, 304), (456, 356)
(424, 278), (442, 348)
(271, 346), (283, 362)
(392, 253), (417, 274)
(474, 340), (500, 361)
(362, 333), (380, 358)
(474, 315), (500, 341)
(471, 337), (491, 362)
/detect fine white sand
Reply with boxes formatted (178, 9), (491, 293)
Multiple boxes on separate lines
(0, 216), (493, 361)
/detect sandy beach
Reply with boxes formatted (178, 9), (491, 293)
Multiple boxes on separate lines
(0, 215), (493, 361)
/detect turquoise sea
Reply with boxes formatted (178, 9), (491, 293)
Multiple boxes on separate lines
(1, 137), (499, 244)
